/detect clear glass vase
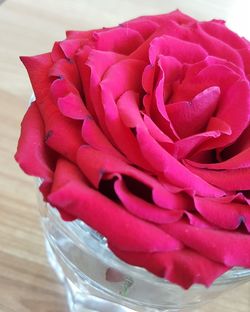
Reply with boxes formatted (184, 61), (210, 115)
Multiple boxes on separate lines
(36, 187), (250, 312)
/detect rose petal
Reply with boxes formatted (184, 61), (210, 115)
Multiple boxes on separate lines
(194, 196), (250, 231)
(60, 39), (82, 58)
(20, 53), (53, 100)
(186, 212), (218, 229)
(136, 126), (225, 197)
(162, 221), (250, 267)
(51, 42), (65, 62)
(143, 114), (173, 144)
(117, 91), (143, 128)
(77, 145), (191, 211)
(222, 125), (250, 160)
(174, 129), (225, 160)
(187, 146), (250, 170)
(15, 102), (54, 181)
(93, 27), (144, 54)
(144, 57), (181, 140)
(184, 161), (250, 191)
(100, 59), (153, 170)
(81, 117), (125, 160)
(121, 18), (158, 39)
(166, 86), (220, 138)
(171, 57), (242, 102)
(110, 246), (228, 289)
(49, 58), (81, 90)
(50, 78), (89, 120)
(188, 22), (243, 68)
(76, 48), (124, 135)
(114, 177), (183, 224)
(238, 47), (250, 78)
(203, 79), (250, 149)
(200, 21), (248, 49)
(48, 160), (182, 253)
(37, 96), (83, 162)
(149, 35), (208, 64)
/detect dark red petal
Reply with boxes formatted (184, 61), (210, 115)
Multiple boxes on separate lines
(37, 96), (83, 162)
(51, 42), (65, 62)
(162, 221), (250, 267)
(49, 58), (81, 90)
(110, 246), (228, 289)
(20, 53), (53, 100)
(15, 102), (54, 181)
(143, 114), (173, 144)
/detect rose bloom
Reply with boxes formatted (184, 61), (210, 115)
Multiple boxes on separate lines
(15, 10), (250, 289)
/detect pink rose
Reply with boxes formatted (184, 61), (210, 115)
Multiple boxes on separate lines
(15, 10), (250, 289)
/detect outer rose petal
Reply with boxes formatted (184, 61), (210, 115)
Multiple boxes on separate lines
(149, 35), (208, 64)
(60, 39), (82, 59)
(20, 53), (52, 100)
(93, 27), (144, 54)
(184, 161), (250, 191)
(15, 102), (54, 180)
(49, 58), (81, 90)
(110, 246), (228, 289)
(48, 160), (182, 253)
(76, 48), (124, 135)
(189, 23), (244, 69)
(120, 18), (158, 39)
(37, 96), (83, 162)
(162, 221), (250, 267)
(194, 196), (250, 231)
(200, 21), (248, 49)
